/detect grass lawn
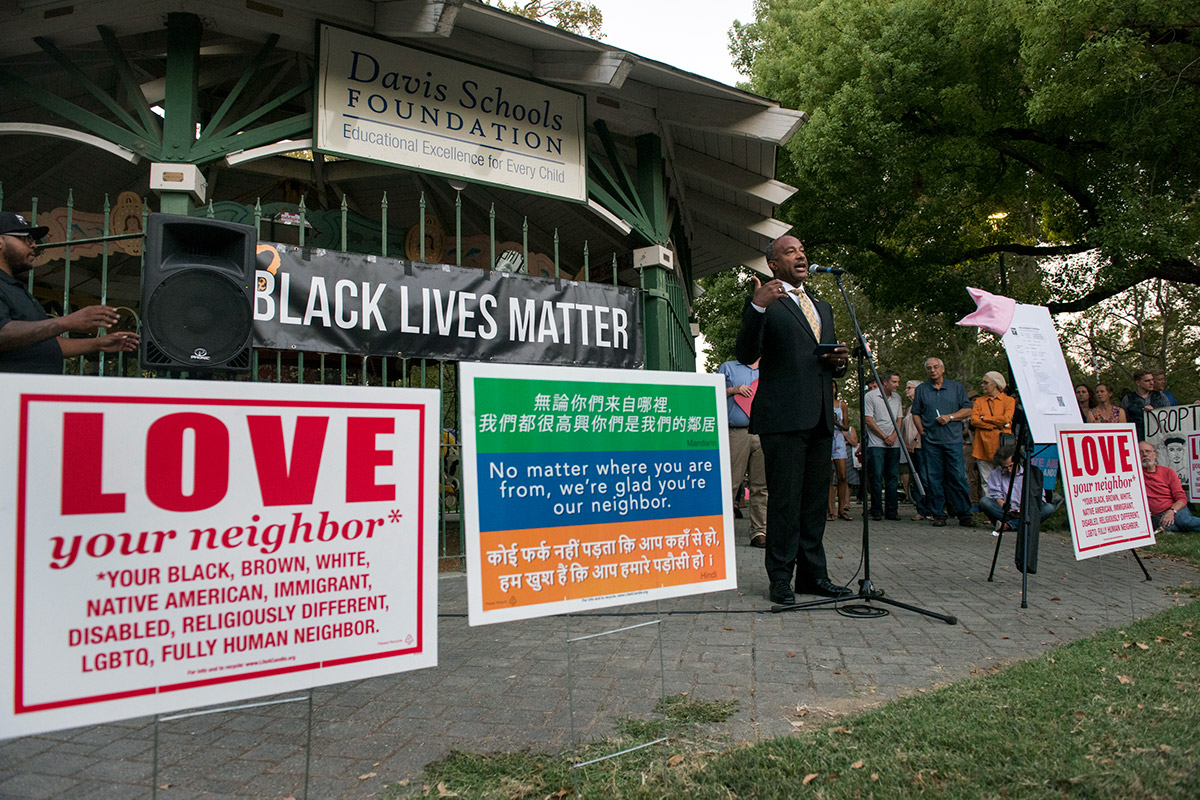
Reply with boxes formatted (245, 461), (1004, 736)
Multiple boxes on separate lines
(386, 535), (1200, 799)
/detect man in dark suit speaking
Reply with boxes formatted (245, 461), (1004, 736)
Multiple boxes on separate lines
(736, 235), (851, 605)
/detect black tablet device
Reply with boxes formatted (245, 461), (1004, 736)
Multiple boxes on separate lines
(813, 343), (845, 357)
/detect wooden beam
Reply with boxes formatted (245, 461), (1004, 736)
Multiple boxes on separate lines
(690, 225), (766, 272)
(684, 193), (790, 240)
(673, 145), (797, 207)
(532, 50), (637, 89)
(658, 92), (808, 145)
(375, 0), (464, 39)
(0, 123), (141, 163)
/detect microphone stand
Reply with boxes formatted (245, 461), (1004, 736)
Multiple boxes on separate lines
(773, 271), (957, 624)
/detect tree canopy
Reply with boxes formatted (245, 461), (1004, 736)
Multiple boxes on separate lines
(731, 0), (1200, 317)
(493, 1), (604, 38)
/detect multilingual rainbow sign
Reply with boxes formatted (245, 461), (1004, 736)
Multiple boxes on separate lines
(460, 363), (735, 625)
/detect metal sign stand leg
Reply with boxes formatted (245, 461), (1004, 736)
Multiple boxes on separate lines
(565, 609), (670, 797)
(149, 692), (314, 799)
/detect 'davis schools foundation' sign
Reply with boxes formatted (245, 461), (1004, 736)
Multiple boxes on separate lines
(316, 24), (587, 202)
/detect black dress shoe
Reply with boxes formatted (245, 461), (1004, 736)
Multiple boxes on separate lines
(931, 517), (947, 527)
(801, 578), (854, 598)
(870, 511), (883, 521)
(885, 513), (901, 521)
(769, 580), (795, 605)
(958, 516), (976, 528)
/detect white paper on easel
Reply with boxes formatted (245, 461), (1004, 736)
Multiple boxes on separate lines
(1001, 304), (1081, 444)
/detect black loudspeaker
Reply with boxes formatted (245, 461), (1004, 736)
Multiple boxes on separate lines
(140, 213), (256, 372)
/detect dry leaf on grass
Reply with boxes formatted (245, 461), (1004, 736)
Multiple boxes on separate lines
(1136, 642), (1150, 650)
(851, 760), (864, 769)
(668, 755), (684, 766)
(1118, 675), (1134, 685)
(358, 772), (377, 780)
(437, 781), (459, 797)
(803, 773), (818, 785)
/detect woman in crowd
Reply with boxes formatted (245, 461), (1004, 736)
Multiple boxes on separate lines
(971, 371), (1016, 485)
(1088, 382), (1127, 423)
(1075, 383), (1095, 419)
(828, 382), (853, 521)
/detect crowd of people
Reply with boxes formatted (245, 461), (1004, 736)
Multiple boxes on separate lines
(721, 235), (1197, 604)
(728, 357), (1199, 542)
(726, 357), (1199, 547)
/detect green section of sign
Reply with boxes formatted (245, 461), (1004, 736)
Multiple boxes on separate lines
(472, 377), (720, 453)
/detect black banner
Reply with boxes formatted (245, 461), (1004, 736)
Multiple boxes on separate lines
(253, 243), (644, 368)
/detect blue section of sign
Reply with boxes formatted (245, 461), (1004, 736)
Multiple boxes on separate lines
(476, 450), (722, 532)
(1031, 444), (1060, 491)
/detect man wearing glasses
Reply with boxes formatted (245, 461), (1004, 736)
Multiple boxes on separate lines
(0, 212), (137, 373)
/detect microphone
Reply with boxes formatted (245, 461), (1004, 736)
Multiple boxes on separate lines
(809, 264), (845, 275)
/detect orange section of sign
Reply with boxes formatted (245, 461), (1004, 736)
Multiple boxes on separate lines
(479, 516), (725, 610)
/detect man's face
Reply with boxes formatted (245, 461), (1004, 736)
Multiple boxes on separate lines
(1137, 373), (1155, 393)
(925, 360), (944, 381)
(884, 375), (900, 395)
(1139, 442), (1158, 470)
(0, 233), (37, 275)
(1167, 442), (1185, 467)
(998, 455), (1014, 474)
(767, 235), (809, 286)
(1154, 373), (1167, 391)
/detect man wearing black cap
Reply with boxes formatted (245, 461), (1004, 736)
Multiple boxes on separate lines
(0, 211), (138, 373)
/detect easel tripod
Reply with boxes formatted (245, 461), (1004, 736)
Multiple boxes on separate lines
(985, 402), (1151, 608)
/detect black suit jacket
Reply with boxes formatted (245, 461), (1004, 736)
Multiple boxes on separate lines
(735, 291), (845, 435)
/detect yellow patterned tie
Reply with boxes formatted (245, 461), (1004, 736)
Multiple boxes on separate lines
(791, 288), (822, 340)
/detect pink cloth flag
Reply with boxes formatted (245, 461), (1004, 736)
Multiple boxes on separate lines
(956, 286), (1017, 335)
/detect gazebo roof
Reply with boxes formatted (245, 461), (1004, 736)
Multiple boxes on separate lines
(0, 0), (800, 277)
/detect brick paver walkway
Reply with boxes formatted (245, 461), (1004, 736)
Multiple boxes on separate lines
(1, 512), (1195, 798)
